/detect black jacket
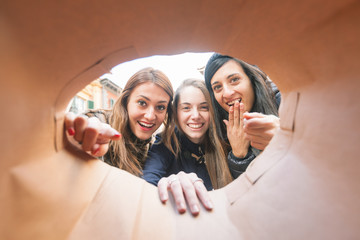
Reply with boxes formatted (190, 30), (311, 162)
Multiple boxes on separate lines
(227, 85), (281, 178)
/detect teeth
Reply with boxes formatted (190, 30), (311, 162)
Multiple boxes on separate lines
(227, 99), (241, 106)
(188, 124), (202, 129)
(139, 122), (154, 128)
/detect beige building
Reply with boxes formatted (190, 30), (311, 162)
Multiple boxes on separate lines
(68, 78), (121, 114)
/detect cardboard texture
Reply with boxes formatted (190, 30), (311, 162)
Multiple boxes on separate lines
(1, 0), (359, 239)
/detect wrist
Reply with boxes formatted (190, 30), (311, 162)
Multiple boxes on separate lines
(232, 149), (248, 158)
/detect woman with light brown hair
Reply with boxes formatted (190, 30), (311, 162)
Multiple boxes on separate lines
(143, 79), (233, 191)
(65, 67), (176, 176)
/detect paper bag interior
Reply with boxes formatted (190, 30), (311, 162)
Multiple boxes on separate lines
(1, 0), (359, 239)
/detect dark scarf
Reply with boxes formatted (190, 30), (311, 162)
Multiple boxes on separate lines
(177, 130), (205, 165)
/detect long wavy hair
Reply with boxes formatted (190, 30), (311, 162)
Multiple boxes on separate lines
(204, 53), (278, 146)
(173, 79), (233, 188)
(108, 67), (176, 176)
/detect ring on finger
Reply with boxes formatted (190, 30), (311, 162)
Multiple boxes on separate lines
(168, 177), (179, 186)
(192, 177), (204, 185)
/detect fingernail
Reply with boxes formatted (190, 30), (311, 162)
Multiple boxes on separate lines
(191, 204), (200, 213)
(114, 133), (121, 138)
(206, 200), (213, 209)
(67, 128), (75, 136)
(92, 148), (100, 155)
(160, 193), (167, 202)
(178, 203), (186, 213)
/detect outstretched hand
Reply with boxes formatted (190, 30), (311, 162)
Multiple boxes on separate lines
(157, 171), (213, 216)
(65, 112), (121, 157)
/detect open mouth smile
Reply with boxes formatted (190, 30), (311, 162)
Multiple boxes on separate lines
(138, 121), (155, 129)
(226, 98), (242, 106)
(187, 123), (204, 129)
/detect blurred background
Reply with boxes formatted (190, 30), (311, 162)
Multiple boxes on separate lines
(67, 52), (212, 114)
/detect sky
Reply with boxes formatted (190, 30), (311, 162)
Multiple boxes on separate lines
(100, 52), (213, 90)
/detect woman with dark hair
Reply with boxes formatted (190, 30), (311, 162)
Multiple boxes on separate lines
(203, 53), (280, 178)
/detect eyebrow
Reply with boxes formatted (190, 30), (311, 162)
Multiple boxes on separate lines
(179, 102), (191, 105)
(211, 73), (240, 86)
(211, 81), (219, 86)
(227, 73), (239, 79)
(137, 95), (168, 104)
(179, 102), (208, 105)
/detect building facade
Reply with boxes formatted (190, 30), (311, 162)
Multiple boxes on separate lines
(68, 78), (121, 114)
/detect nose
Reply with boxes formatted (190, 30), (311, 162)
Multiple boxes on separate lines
(190, 108), (200, 119)
(222, 84), (234, 99)
(144, 107), (156, 121)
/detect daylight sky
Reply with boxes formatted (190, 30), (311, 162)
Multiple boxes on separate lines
(101, 52), (213, 90)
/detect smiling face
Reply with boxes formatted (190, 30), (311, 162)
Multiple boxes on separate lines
(176, 86), (210, 144)
(210, 60), (255, 113)
(127, 82), (170, 140)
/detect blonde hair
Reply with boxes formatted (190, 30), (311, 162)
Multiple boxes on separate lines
(108, 67), (176, 176)
(173, 79), (233, 188)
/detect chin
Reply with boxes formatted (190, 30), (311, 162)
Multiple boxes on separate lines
(189, 135), (203, 144)
(135, 133), (152, 140)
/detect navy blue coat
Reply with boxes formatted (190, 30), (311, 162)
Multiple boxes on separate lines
(143, 129), (213, 190)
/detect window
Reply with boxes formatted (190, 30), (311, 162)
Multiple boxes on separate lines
(110, 99), (115, 108)
(69, 96), (86, 114)
(88, 100), (94, 109)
